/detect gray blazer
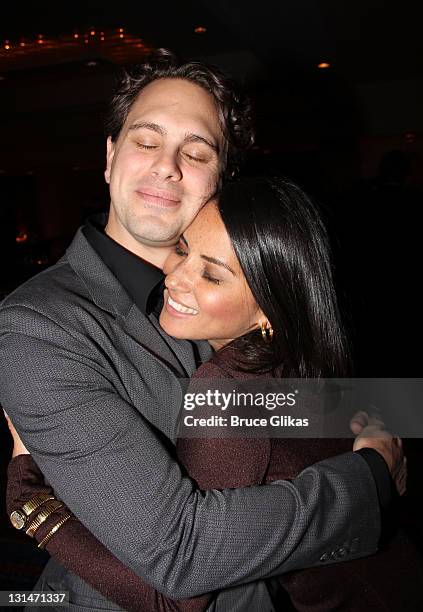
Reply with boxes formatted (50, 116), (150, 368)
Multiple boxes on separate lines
(0, 228), (380, 604)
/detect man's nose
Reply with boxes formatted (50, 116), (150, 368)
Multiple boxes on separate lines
(150, 149), (182, 181)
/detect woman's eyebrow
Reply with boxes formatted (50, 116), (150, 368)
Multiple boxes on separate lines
(180, 235), (235, 275)
(201, 255), (236, 275)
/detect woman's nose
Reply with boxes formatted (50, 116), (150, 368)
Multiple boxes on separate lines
(165, 266), (193, 294)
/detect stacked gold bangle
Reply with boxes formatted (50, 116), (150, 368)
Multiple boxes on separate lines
(22, 494), (55, 516)
(10, 493), (74, 550)
(25, 500), (63, 537)
(38, 511), (73, 549)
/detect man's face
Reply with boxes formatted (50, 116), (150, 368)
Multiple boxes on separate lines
(105, 78), (226, 257)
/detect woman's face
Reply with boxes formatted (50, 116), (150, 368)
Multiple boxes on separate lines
(159, 201), (264, 350)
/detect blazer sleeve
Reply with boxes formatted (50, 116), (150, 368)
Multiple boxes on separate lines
(0, 305), (381, 599)
(6, 455), (212, 612)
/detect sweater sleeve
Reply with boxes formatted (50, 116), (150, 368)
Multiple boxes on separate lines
(6, 455), (212, 612)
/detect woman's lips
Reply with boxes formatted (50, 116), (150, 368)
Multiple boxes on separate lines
(165, 292), (199, 316)
(136, 189), (181, 208)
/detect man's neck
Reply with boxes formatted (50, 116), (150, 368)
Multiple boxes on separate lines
(104, 220), (172, 270)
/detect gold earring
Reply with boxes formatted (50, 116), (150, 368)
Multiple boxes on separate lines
(260, 321), (274, 343)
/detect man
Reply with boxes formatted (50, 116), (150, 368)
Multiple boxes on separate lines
(0, 50), (400, 610)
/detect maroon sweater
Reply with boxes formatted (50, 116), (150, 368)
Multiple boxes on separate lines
(7, 348), (423, 611)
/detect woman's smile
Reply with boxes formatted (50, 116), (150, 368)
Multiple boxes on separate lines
(165, 290), (199, 316)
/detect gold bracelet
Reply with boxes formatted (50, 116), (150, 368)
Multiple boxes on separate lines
(10, 493), (55, 531)
(25, 500), (63, 537)
(22, 493), (56, 516)
(38, 511), (73, 549)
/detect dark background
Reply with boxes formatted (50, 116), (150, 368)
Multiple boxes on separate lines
(1, 0), (422, 593)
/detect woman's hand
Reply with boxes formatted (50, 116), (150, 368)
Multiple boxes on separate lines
(3, 411), (30, 458)
(351, 410), (407, 496)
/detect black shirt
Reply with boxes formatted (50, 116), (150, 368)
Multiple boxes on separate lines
(83, 213), (163, 315)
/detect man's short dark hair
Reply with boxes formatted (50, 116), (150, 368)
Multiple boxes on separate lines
(105, 48), (254, 177)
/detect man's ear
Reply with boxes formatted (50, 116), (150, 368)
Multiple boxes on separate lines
(104, 136), (115, 184)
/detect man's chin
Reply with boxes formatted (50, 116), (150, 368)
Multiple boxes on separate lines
(131, 229), (181, 249)
(134, 232), (180, 248)
(125, 214), (180, 246)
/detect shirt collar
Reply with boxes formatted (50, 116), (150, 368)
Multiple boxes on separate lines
(82, 213), (164, 314)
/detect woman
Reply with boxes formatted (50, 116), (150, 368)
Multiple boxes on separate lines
(7, 177), (422, 611)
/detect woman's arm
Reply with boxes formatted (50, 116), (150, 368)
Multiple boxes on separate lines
(7, 455), (212, 612)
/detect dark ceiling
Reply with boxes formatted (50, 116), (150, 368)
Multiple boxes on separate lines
(2, 0), (423, 84)
(1, 0), (422, 189)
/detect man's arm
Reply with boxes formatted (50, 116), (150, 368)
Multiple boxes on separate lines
(6, 455), (212, 612)
(0, 308), (381, 599)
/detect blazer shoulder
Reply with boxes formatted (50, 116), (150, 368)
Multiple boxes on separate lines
(0, 257), (93, 332)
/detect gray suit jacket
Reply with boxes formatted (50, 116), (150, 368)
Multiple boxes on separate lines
(0, 227), (381, 603)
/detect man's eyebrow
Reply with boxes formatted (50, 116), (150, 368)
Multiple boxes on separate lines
(184, 133), (219, 153)
(201, 255), (236, 275)
(128, 121), (165, 135)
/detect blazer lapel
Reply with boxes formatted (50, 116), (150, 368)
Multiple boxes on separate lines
(66, 228), (199, 377)
(194, 340), (213, 364)
(147, 312), (198, 377)
(119, 304), (189, 377)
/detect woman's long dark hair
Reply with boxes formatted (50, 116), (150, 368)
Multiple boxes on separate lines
(217, 177), (350, 377)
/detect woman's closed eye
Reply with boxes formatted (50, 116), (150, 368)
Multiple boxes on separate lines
(202, 269), (221, 285)
(174, 239), (223, 283)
